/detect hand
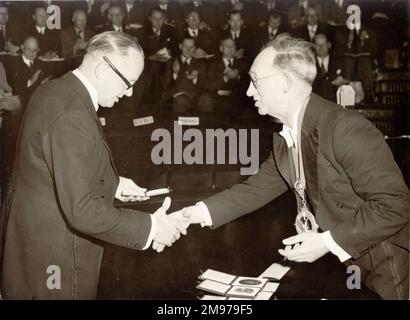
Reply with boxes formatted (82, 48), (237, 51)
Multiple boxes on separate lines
(152, 197), (188, 252)
(172, 58), (180, 75)
(224, 68), (239, 80)
(278, 232), (329, 263)
(199, 21), (210, 30)
(43, 51), (58, 59)
(233, 48), (244, 60)
(115, 176), (149, 202)
(186, 70), (198, 82)
(193, 48), (207, 59)
(331, 75), (346, 86)
(30, 69), (42, 84)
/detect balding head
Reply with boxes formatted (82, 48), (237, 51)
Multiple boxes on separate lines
(80, 32), (145, 108)
(72, 9), (87, 30)
(22, 36), (39, 61)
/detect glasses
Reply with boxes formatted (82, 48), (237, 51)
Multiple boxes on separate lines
(250, 73), (278, 88)
(103, 56), (133, 90)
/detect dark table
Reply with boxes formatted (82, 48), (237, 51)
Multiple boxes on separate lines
(97, 191), (380, 300)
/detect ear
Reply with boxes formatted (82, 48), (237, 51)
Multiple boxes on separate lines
(328, 42), (332, 50)
(281, 72), (292, 94)
(94, 62), (107, 81)
(179, 43), (182, 51)
(219, 45), (222, 53)
(20, 44), (24, 52)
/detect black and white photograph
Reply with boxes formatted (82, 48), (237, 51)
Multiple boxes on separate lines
(0, 0), (408, 307)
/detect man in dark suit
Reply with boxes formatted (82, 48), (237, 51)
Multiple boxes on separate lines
(182, 0), (220, 32)
(24, 6), (61, 58)
(7, 36), (50, 106)
(60, 9), (95, 59)
(182, 10), (216, 57)
(146, 0), (184, 33)
(218, 10), (252, 61)
(164, 37), (207, 112)
(293, 6), (332, 43)
(206, 38), (248, 113)
(255, 9), (289, 54)
(168, 34), (409, 299)
(312, 33), (346, 102)
(138, 7), (179, 104)
(0, 31), (186, 299)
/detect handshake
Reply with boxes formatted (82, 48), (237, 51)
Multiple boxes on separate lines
(151, 198), (206, 253)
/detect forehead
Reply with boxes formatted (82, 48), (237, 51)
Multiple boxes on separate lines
(250, 48), (275, 76)
(187, 12), (199, 19)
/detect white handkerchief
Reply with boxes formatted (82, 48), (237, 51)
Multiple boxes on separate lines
(259, 263), (291, 280)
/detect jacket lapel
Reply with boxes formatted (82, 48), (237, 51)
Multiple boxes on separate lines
(301, 94), (321, 211)
(273, 132), (294, 188)
(62, 72), (120, 178)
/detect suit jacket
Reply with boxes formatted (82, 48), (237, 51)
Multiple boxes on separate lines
(321, 0), (351, 26)
(207, 57), (248, 93)
(293, 23), (332, 43)
(7, 55), (46, 105)
(255, 24), (289, 51)
(146, 1), (184, 32)
(60, 26), (95, 59)
(138, 24), (179, 58)
(313, 55), (344, 101)
(202, 94), (408, 288)
(0, 72), (152, 299)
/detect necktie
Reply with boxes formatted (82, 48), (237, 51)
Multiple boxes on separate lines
(319, 59), (326, 76)
(77, 30), (84, 39)
(228, 59), (233, 68)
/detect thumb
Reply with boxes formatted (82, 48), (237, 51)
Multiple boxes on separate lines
(282, 233), (308, 245)
(182, 207), (192, 219)
(161, 196), (171, 213)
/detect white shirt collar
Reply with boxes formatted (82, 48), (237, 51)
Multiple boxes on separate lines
(279, 97), (309, 148)
(125, 2), (134, 12)
(72, 68), (99, 111)
(223, 57), (233, 67)
(159, 4), (167, 10)
(308, 24), (317, 31)
(22, 55), (33, 67)
(268, 26), (277, 35)
(188, 27), (198, 36)
(113, 25), (123, 32)
(36, 25), (46, 34)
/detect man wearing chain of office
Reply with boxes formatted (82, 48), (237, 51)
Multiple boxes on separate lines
(166, 34), (409, 300)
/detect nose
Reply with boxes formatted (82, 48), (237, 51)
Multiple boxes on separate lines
(246, 81), (256, 97)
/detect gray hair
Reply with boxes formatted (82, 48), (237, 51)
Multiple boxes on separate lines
(264, 33), (317, 85)
(85, 31), (144, 59)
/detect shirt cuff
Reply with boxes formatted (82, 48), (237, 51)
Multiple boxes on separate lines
(142, 214), (157, 250)
(322, 230), (351, 262)
(195, 201), (213, 227)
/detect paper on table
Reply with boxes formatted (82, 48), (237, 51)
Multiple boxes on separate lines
(254, 291), (274, 300)
(199, 269), (236, 285)
(200, 295), (227, 300)
(196, 279), (231, 296)
(259, 263), (291, 280)
(262, 282), (280, 293)
(226, 286), (260, 299)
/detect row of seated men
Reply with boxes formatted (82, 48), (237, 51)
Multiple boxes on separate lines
(0, 0), (407, 112)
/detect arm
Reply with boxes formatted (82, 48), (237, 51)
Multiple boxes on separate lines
(329, 112), (409, 258)
(203, 152), (289, 228)
(45, 110), (152, 250)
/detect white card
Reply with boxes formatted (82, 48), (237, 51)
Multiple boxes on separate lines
(196, 280), (231, 296)
(226, 286), (260, 299)
(199, 269), (236, 285)
(200, 295), (227, 300)
(99, 117), (106, 126)
(254, 291), (274, 300)
(232, 277), (268, 288)
(227, 297), (252, 300)
(259, 263), (291, 280)
(262, 282), (280, 293)
(178, 117), (199, 126)
(133, 116), (154, 127)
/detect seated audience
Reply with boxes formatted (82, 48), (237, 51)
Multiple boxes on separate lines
(60, 9), (95, 59)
